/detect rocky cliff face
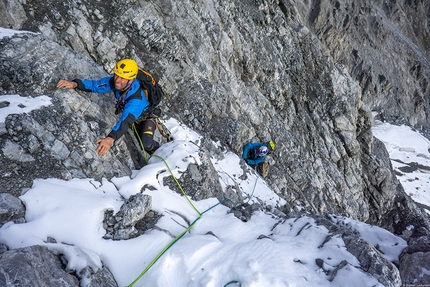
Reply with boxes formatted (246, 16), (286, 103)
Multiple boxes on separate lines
(1, 0), (428, 231)
(298, 0), (430, 130)
(1, 0), (430, 285)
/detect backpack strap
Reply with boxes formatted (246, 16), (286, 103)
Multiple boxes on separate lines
(139, 68), (156, 85)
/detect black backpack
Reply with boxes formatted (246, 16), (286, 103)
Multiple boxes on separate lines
(136, 68), (164, 110)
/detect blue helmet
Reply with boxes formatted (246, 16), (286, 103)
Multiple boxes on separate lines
(256, 146), (269, 157)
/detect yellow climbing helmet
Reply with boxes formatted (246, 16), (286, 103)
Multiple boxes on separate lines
(114, 59), (138, 80)
(268, 140), (275, 150)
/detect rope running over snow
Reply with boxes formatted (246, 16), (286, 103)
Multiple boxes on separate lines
(126, 151), (259, 286)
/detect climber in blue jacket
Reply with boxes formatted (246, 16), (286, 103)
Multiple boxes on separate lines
(242, 141), (275, 168)
(57, 59), (160, 156)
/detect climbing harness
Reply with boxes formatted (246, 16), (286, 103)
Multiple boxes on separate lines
(255, 162), (269, 178)
(154, 117), (173, 142)
(131, 116), (173, 162)
(134, 115), (172, 142)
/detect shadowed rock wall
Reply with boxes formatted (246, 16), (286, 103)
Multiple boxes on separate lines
(297, 0), (430, 130)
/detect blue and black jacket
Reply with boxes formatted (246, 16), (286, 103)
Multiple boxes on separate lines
(73, 76), (149, 141)
(242, 142), (270, 165)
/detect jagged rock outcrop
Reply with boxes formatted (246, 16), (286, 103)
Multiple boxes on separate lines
(297, 0), (430, 131)
(0, 245), (117, 287)
(103, 193), (156, 240)
(0, 245), (79, 287)
(400, 251), (430, 285)
(1, 0), (430, 285)
(0, 0), (26, 29)
(165, 148), (241, 204)
(398, 228), (430, 285)
(316, 215), (402, 287)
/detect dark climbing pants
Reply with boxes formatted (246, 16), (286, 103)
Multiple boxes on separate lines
(135, 119), (160, 153)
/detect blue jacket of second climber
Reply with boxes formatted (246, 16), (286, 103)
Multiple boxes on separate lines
(242, 142), (268, 165)
(73, 76), (150, 141)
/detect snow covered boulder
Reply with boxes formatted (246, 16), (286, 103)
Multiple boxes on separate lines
(103, 193), (159, 241)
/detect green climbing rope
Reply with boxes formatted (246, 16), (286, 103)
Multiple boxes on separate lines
(153, 154), (201, 216)
(126, 151), (258, 286)
(125, 215), (202, 287)
(131, 123), (150, 162)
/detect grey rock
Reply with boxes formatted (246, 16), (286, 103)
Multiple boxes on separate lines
(2, 140), (35, 162)
(121, 193), (152, 227)
(103, 194), (160, 241)
(298, 0), (430, 132)
(188, 163), (203, 182)
(343, 235), (401, 287)
(400, 252), (430, 285)
(0, 245), (79, 287)
(84, 266), (118, 287)
(0, 0), (27, 29)
(0, 193), (25, 226)
(167, 149), (227, 203)
(0, 243), (8, 254)
(230, 203), (261, 222)
(113, 226), (136, 241)
(404, 234), (430, 254)
(316, 215), (402, 287)
(398, 232), (430, 285)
